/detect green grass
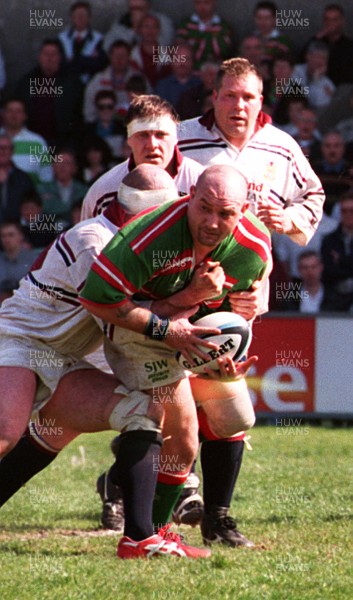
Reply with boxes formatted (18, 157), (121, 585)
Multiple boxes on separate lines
(0, 426), (352, 600)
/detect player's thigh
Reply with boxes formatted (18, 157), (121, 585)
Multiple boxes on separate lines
(42, 368), (120, 434)
(0, 367), (37, 449)
(190, 376), (255, 436)
(148, 377), (199, 461)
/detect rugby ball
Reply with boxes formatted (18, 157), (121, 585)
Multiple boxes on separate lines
(176, 311), (252, 374)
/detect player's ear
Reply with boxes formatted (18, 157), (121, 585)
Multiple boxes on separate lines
(190, 185), (196, 198)
(241, 202), (250, 214)
(212, 89), (218, 105)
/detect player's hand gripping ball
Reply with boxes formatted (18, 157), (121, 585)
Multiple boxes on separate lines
(176, 311), (252, 373)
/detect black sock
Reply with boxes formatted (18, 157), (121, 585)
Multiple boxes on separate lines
(201, 440), (244, 513)
(0, 430), (58, 507)
(108, 430), (162, 541)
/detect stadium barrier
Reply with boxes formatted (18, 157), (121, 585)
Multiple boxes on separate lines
(249, 314), (353, 420)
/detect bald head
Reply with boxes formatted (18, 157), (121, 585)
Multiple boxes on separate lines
(188, 165), (250, 253)
(119, 163), (178, 214)
(194, 165), (248, 207)
(122, 163), (176, 191)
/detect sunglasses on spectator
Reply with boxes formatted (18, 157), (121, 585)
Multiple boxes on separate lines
(97, 103), (115, 110)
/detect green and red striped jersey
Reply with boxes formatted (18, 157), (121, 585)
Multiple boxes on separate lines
(80, 197), (271, 319)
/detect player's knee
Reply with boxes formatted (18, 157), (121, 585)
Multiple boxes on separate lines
(201, 392), (256, 438)
(109, 384), (162, 434)
(210, 410), (256, 438)
(168, 424), (199, 466)
(181, 436), (199, 466)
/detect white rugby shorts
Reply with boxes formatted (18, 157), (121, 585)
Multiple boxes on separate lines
(0, 334), (94, 411)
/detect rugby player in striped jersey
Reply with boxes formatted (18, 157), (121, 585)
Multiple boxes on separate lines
(80, 164), (271, 557)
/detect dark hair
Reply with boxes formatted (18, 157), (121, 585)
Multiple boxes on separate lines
(273, 52), (296, 67)
(0, 220), (23, 233)
(3, 97), (26, 110)
(298, 250), (321, 263)
(81, 135), (112, 166)
(109, 39), (131, 54)
(94, 89), (117, 105)
(324, 4), (344, 15)
(70, 1), (91, 13)
(126, 74), (148, 95)
(254, 1), (277, 16)
(40, 38), (63, 54)
(20, 191), (42, 207)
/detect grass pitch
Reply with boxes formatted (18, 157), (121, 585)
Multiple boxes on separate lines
(0, 425), (352, 600)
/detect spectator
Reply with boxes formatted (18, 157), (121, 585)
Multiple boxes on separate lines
(104, 0), (174, 51)
(58, 0), (107, 85)
(115, 73), (149, 119)
(83, 40), (144, 123)
(155, 44), (201, 109)
(0, 98), (53, 185)
(322, 86), (353, 133)
(335, 90), (353, 162)
(321, 192), (353, 311)
(308, 3), (353, 86)
(78, 135), (113, 185)
(85, 90), (125, 159)
(272, 95), (310, 135)
(239, 34), (270, 82)
(292, 41), (335, 110)
(293, 107), (322, 161)
(264, 52), (296, 111)
(294, 251), (325, 313)
(176, 0), (233, 70)
(37, 149), (88, 228)
(19, 191), (59, 249)
(176, 61), (219, 120)
(0, 134), (35, 224)
(0, 221), (38, 303)
(273, 210), (337, 281)
(312, 131), (352, 208)
(252, 1), (292, 65)
(130, 14), (170, 88)
(14, 39), (82, 146)
(239, 34), (264, 69)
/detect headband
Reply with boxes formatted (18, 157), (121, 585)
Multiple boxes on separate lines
(118, 182), (178, 214)
(127, 116), (177, 139)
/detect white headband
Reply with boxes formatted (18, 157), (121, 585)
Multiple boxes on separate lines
(127, 117), (177, 139)
(118, 182), (178, 214)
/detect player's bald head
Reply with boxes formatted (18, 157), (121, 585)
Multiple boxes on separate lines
(194, 164), (248, 206)
(119, 164), (178, 215)
(188, 164), (250, 250)
(122, 163), (176, 191)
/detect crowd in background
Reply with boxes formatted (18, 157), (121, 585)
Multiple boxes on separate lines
(0, 0), (352, 312)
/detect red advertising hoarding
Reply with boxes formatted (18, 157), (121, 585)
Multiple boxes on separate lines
(248, 317), (315, 413)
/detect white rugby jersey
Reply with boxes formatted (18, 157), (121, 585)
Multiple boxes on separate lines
(177, 111), (325, 245)
(80, 148), (204, 221)
(0, 213), (119, 358)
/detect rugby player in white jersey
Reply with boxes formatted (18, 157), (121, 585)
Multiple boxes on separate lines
(80, 94), (204, 220)
(0, 165), (178, 482)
